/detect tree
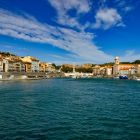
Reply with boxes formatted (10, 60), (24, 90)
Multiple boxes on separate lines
(132, 60), (140, 64)
(51, 63), (56, 67)
(76, 67), (93, 73)
(61, 65), (73, 73)
(0, 51), (16, 56)
(100, 62), (114, 67)
(55, 65), (61, 70)
(121, 62), (131, 64)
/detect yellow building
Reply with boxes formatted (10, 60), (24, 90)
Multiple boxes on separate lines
(24, 62), (32, 72)
(21, 56), (40, 72)
(39, 62), (46, 72)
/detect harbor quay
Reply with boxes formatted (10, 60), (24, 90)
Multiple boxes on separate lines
(0, 72), (47, 80)
(0, 71), (65, 80)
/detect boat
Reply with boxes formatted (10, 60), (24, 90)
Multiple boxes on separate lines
(135, 78), (140, 81)
(119, 75), (128, 80)
(72, 75), (78, 79)
(114, 76), (119, 79)
(134, 77), (140, 81)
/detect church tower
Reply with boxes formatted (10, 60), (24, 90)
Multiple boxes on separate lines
(114, 56), (120, 65)
(113, 57), (120, 75)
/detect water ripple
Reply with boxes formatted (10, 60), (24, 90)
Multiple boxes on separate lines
(0, 78), (140, 140)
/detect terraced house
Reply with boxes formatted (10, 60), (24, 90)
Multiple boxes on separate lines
(0, 58), (9, 72)
(113, 57), (140, 76)
(21, 56), (40, 72)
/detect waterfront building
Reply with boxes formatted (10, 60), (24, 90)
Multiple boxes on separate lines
(14, 62), (21, 72)
(21, 56), (40, 72)
(0, 58), (9, 72)
(0, 55), (23, 72)
(20, 62), (26, 72)
(24, 62), (32, 72)
(8, 60), (25, 72)
(8, 60), (17, 72)
(105, 66), (113, 76)
(31, 61), (40, 72)
(45, 63), (56, 72)
(0, 58), (3, 72)
(134, 64), (140, 75)
(100, 67), (106, 76)
(113, 57), (135, 75)
(92, 65), (101, 75)
(39, 62), (46, 72)
(119, 66), (135, 75)
(4, 56), (25, 72)
(113, 57), (120, 75)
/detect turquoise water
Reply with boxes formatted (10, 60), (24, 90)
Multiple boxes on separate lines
(0, 78), (140, 140)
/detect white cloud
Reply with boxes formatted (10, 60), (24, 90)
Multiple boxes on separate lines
(93, 8), (124, 29)
(124, 6), (133, 12)
(48, 0), (91, 29)
(121, 50), (140, 62)
(0, 8), (113, 63)
(48, 0), (90, 15)
(115, 0), (133, 12)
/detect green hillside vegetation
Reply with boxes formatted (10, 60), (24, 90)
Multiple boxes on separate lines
(0, 51), (16, 57)
(132, 60), (140, 64)
(100, 62), (114, 67)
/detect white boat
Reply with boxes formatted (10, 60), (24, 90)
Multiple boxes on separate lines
(72, 75), (78, 79)
(132, 76), (140, 81)
(114, 76), (119, 79)
(135, 78), (140, 81)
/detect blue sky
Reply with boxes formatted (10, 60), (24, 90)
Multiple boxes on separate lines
(0, 0), (140, 64)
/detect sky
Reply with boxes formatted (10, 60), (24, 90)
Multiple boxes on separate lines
(0, 0), (140, 64)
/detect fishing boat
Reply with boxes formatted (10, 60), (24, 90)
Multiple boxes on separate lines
(119, 75), (128, 80)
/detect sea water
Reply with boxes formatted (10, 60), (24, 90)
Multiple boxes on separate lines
(0, 78), (140, 140)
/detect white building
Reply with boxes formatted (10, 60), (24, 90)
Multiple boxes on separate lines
(105, 67), (113, 76)
(31, 61), (40, 72)
(0, 58), (9, 72)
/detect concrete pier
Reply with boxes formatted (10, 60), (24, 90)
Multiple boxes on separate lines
(0, 72), (47, 80)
